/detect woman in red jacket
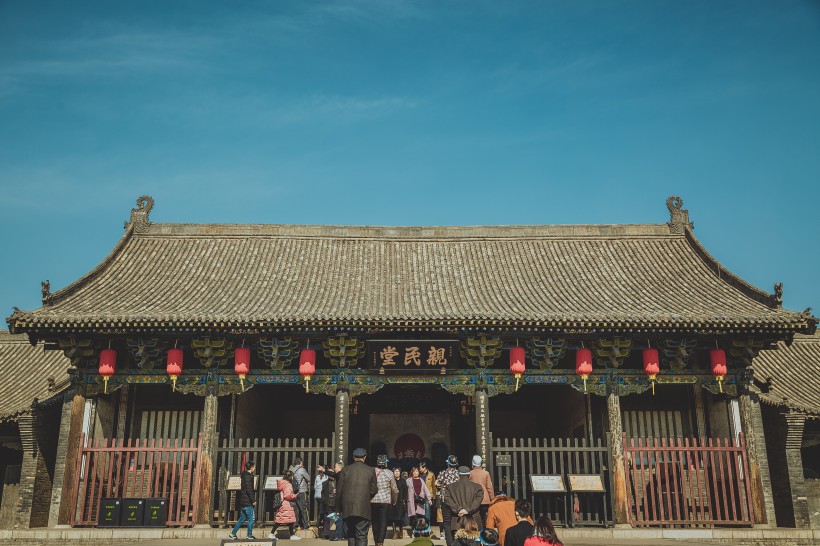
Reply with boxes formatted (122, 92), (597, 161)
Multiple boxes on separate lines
(522, 515), (562, 546)
(267, 471), (300, 540)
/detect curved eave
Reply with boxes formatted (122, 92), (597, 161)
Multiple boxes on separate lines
(9, 316), (816, 335)
(683, 227), (779, 308)
(44, 222), (137, 307)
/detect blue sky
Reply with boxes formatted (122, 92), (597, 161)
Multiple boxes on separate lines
(1, 1), (818, 317)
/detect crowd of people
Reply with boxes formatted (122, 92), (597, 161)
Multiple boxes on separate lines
(228, 449), (562, 546)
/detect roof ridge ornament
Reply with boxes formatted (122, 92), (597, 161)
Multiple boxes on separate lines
(125, 195), (154, 233)
(666, 196), (694, 234)
(774, 282), (783, 308)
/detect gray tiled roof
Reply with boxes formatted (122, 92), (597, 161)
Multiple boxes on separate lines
(5, 217), (814, 332)
(753, 333), (820, 416)
(0, 331), (70, 422)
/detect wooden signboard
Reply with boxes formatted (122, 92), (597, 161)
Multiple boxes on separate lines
(530, 475), (566, 493)
(226, 475), (259, 491)
(264, 476), (283, 490)
(367, 340), (460, 372)
(567, 474), (605, 492)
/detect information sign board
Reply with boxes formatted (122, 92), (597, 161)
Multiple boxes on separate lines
(495, 455), (511, 467)
(529, 474), (566, 493)
(264, 476), (283, 490)
(226, 474), (259, 490)
(567, 474), (606, 492)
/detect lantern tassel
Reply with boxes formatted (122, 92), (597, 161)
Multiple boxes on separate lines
(305, 376), (310, 393)
(239, 374), (245, 392)
(649, 374), (657, 396)
(171, 375), (177, 392)
(514, 373), (521, 392)
(103, 376), (109, 395)
(581, 374), (588, 394)
(717, 376), (723, 393)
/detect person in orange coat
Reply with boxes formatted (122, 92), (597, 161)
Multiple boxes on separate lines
(468, 456), (494, 528)
(486, 493), (517, 546)
(268, 470), (301, 540)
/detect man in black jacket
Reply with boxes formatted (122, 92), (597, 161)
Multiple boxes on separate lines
(503, 499), (534, 546)
(336, 448), (378, 546)
(228, 461), (257, 540)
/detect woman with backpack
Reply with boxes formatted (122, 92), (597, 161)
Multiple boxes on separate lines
(267, 471), (300, 541)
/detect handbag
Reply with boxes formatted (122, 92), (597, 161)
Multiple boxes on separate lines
(414, 493), (426, 506)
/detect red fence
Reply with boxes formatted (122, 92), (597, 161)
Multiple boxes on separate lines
(72, 434), (202, 527)
(623, 434), (754, 527)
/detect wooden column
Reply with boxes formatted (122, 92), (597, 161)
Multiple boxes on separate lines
(784, 411), (810, 528)
(738, 391), (777, 526)
(333, 389), (350, 465)
(606, 389), (629, 525)
(195, 391), (218, 526)
(693, 384), (708, 440)
(115, 385), (130, 438)
(48, 390), (76, 527)
(475, 389), (491, 472)
(56, 388), (86, 526)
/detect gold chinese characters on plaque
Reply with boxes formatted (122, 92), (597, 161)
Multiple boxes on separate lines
(368, 341), (459, 373)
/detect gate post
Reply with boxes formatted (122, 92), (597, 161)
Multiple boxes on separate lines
(606, 388), (629, 525)
(195, 390), (218, 526)
(333, 388), (350, 465)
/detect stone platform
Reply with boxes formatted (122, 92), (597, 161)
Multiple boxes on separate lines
(0, 527), (818, 545)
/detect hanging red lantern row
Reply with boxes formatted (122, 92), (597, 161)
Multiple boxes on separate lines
(167, 347), (183, 392)
(234, 346), (251, 392)
(643, 348), (660, 395)
(299, 348), (316, 393)
(576, 348), (593, 393)
(99, 348), (116, 394)
(509, 346), (526, 392)
(710, 348), (727, 393)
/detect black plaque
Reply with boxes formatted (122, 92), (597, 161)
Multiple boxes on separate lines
(98, 498), (120, 527)
(143, 498), (168, 526)
(495, 455), (511, 467)
(367, 340), (459, 372)
(120, 498), (144, 526)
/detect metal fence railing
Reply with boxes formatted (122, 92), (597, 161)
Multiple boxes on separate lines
(623, 434), (754, 527)
(72, 434), (201, 527)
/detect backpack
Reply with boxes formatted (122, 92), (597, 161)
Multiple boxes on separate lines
(271, 491), (283, 512)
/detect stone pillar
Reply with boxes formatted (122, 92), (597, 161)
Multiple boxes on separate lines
(14, 411), (38, 528)
(56, 388), (86, 526)
(333, 389), (350, 465)
(475, 389), (491, 471)
(195, 391), (218, 526)
(606, 390), (629, 525)
(48, 390), (76, 527)
(738, 391), (777, 526)
(784, 412), (810, 528)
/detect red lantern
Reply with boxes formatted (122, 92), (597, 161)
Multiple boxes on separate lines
(710, 349), (728, 393)
(235, 347), (251, 392)
(509, 346), (526, 392)
(99, 348), (116, 394)
(576, 348), (593, 393)
(299, 349), (316, 393)
(167, 348), (183, 392)
(643, 348), (660, 395)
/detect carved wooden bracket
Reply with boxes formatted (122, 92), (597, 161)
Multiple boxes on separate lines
(192, 337), (234, 368)
(527, 337), (566, 370)
(595, 337), (632, 369)
(323, 336), (365, 368)
(257, 337), (299, 370)
(662, 338), (697, 372)
(126, 337), (168, 369)
(460, 336), (502, 369)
